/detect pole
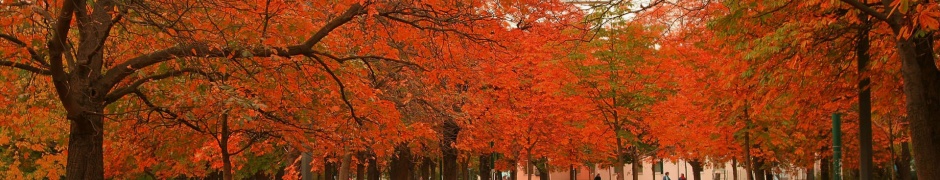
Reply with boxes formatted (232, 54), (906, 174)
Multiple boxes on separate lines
(832, 113), (842, 180)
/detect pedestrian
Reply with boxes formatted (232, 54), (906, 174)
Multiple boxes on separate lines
(594, 173), (602, 180)
(663, 172), (672, 180)
(678, 173), (687, 180)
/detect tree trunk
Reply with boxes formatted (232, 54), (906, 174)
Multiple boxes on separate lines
(763, 170), (772, 180)
(632, 156), (641, 180)
(357, 155), (365, 180)
(66, 109), (105, 180)
(689, 159), (703, 180)
(615, 136), (625, 180)
(368, 153), (380, 180)
(221, 150), (234, 180)
(843, 5), (940, 178)
(806, 165), (815, 180)
(510, 160), (518, 180)
(422, 157), (432, 180)
(820, 157), (830, 180)
(893, 25), (940, 180)
(570, 165), (577, 180)
(527, 156), (533, 180)
(732, 159), (739, 180)
(744, 108), (753, 180)
(855, 16), (874, 180)
(615, 162), (625, 180)
(535, 160), (549, 180)
(651, 159), (656, 180)
(220, 114), (235, 180)
(896, 142), (912, 180)
(304, 153), (315, 180)
(752, 159), (764, 180)
(481, 154), (493, 180)
(430, 158), (436, 180)
(459, 160), (468, 180)
(442, 119), (460, 180)
(391, 144), (415, 180)
(339, 153), (353, 180)
(326, 159), (337, 180)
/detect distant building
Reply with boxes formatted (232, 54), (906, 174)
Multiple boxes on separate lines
(501, 160), (810, 180)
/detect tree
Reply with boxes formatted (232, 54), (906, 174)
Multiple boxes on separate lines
(0, 0), (581, 178)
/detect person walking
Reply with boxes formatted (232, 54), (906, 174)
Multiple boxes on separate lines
(594, 173), (602, 180)
(678, 173), (687, 180)
(663, 172), (672, 180)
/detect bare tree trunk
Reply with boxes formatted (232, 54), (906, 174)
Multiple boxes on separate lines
(481, 154), (493, 180)
(892, 19), (940, 180)
(570, 165), (577, 180)
(391, 144), (415, 180)
(732, 159), (738, 180)
(806, 165), (815, 180)
(631, 150), (640, 180)
(65, 107), (105, 180)
(689, 159), (703, 180)
(651, 159), (656, 180)
(527, 155), (533, 180)
(744, 106), (753, 180)
(820, 157), (830, 180)
(368, 152), (380, 180)
(459, 160), (468, 180)
(510, 160), (518, 180)
(326, 158), (337, 180)
(855, 16), (874, 180)
(615, 136), (625, 180)
(304, 153), (314, 180)
(357, 154), (365, 180)
(753, 159), (764, 180)
(896, 142), (912, 180)
(422, 157), (432, 180)
(763, 170), (772, 180)
(220, 114), (234, 180)
(339, 153), (352, 180)
(535, 159), (549, 180)
(442, 120), (460, 180)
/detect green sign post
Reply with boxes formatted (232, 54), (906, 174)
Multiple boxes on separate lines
(832, 113), (842, 180)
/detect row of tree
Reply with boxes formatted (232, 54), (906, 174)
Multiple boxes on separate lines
(0, 0), (937, 179)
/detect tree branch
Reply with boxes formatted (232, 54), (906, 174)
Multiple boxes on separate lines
(0, 33), (47, 67)
(47, 0), (77, 111)
(839, 0), (893, 24)
(312, 50), (427, 71)
(231, 134), (262, 155)
(100, 3), (366, 94)
(0, 60), (51, 75)
(133, 90), (205, 133)
(309, 55), (363, 126)
(104, 68), (215, 105)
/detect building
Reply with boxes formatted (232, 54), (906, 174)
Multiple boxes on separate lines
(505, 160), (808, 180)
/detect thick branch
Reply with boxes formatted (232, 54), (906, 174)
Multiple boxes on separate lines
(48, 0), (77, 110)
(104, 68), (214, 104)
(839, 0), (893, 24)
(301, 4), (364, 48)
